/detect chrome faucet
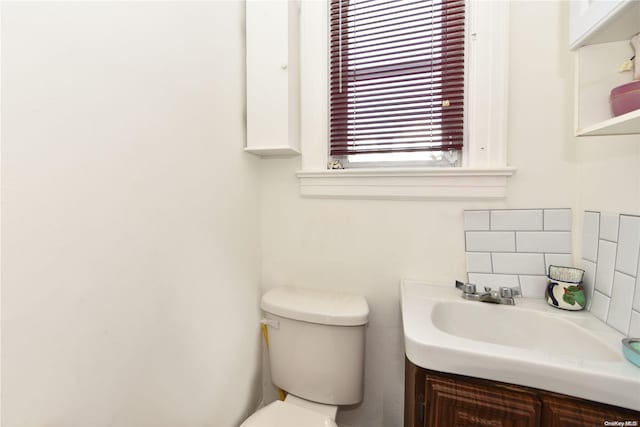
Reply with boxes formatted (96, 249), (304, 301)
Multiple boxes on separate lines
(455, 280), (520, 305)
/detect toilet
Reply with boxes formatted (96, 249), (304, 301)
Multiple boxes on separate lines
(241, 286), (369, 427)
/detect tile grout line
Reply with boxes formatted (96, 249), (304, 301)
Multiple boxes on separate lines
(517, 274), (522, 294)
(631, 216), (640, 278)
(604, 215), (622, 325)
(586, 212), (601, 312)
(593, 289), (611, 322)
(628, 225), (640, 336)
(599, 237), (619, 244)
(590, 213), (601, 312)
(612, 268), (636, 279)
(464, 231), (467, 252)
(468, 230), (570, 233)
(620, 213), (640, 219)
(494, 250), (572, 255)
(489, 230), (572, 233)
(585, 257), (596, 311)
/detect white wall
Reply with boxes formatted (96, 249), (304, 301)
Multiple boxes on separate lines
(1, 2), (261, 426)
(259, 2), (639, 426)
(260, 167), (499, 426)
(574, 137), (640, 216)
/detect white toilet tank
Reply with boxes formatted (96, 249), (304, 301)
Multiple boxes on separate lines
(261, 287), (369, 405)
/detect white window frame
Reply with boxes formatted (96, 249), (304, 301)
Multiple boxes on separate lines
(295, 0), (515, 200)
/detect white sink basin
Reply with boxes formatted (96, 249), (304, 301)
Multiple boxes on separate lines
(401, 280), (640, 411)
(431, 301), (620, 362)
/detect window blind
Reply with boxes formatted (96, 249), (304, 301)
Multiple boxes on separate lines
(329, 0), (465, 157)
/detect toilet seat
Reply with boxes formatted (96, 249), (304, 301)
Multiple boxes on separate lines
(240, 401), (338, 427)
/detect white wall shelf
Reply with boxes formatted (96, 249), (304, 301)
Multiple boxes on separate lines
(570, 1), (640, 137)
(577, 109), (640, 136)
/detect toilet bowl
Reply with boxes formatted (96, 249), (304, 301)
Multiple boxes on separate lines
(240, 286), (369, 427)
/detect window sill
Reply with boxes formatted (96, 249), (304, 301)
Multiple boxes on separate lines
(295, 167), (517, 200)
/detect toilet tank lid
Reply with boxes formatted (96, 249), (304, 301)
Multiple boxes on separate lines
(261, 287), (369, 326)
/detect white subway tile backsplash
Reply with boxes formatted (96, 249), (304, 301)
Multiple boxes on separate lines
(544, 209), (571, 231)
(581, 210), (640, 337)
(615, 215), (640, 277)
(519, 275), (548, 298)
(595, 240), (616, 296)
(466, 252), (493, 273)
(582, 212), (600, 263)
(581, 259), (597, 310)
(463, 209), (640, 336)
(491, 210), (542, 231)
(492, 253), (545, 275)
(467, 273), (519, 289)
(590, 291), (610, 322)
(464, 209), (572, 301)
(545, 253), (573, 272)
(599, 213), (620, 242)
(608, 272), (636, 334)
(464, 210), (490, 231)
(466, 231), (515, 252)
(516, 232), (571, 254)
(630, 311), (640, 337)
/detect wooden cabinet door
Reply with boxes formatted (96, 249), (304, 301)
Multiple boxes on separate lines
(542, 393), (640, 427)
(425, 376), (541, 427)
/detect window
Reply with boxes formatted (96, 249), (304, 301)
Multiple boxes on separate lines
(295, 0), (512, 199)
(329, 0), (466, 168)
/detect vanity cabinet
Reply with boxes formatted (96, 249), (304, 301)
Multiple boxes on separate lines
(405, 358), (640, 427)
(569, 0), (640, 136)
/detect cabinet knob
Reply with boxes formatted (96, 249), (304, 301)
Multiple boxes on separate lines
(281, 63), (288, 70)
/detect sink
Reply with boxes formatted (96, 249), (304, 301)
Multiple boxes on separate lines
(401, 280), (640, 411)
(431, 301), (620, 361)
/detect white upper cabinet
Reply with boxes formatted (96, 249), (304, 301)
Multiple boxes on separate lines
(245, 0), (301, 156)
(570, 0), (640, 136)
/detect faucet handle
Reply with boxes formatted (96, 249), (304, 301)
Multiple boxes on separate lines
(465, 283), (477, 294)
(499, 286), (521, 298)
(455, 280), (476, 294)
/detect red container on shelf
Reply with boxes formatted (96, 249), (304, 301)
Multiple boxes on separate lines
(610, 80), (640, 117)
